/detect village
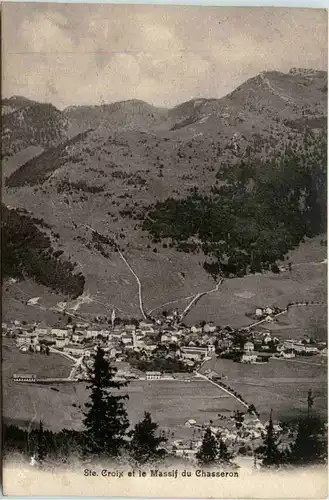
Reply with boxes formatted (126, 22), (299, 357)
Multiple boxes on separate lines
(2, 302), (327, 463)
(3, 303), (327, 381)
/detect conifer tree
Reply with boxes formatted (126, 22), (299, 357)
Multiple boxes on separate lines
(36, 420), (47, 463)
(196, 427), (218, 466)
(217, 437), (233, 465)
(289, 416), (326, 465)
(289, 391), (327, 465)
(129, 412), (167, 465)
(255, 409), (282, 467)
(83, 346), (130, 458)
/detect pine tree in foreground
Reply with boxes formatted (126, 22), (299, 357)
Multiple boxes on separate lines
(288, 390), (327, 466)
(196, 427), (218, 466)
(129, 412), (167, 465)
(35, 420), (47, 463)
(289, 416), (327, 466)
(83, 346), (130, 458)
(217, 436), (233, 466)
(255, 409), (282, 467)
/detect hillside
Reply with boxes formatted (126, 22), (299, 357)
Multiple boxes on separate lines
(2, 98), (70, 159)
(2, 68), (327, 331)
(64, 99), (168, 132)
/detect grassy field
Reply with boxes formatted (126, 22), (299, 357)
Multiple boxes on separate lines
(200, 357), (327, 422)
(3, 375), (244, 438)
(3, 339), (244, 437)
(3, 335), (327, 437)
(2, 338), (73, 378)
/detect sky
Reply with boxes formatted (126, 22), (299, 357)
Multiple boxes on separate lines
(2, 4), (328, 110)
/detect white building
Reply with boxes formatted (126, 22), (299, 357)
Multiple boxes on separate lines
(203, 323), (217, 334)
(139, 321), (154, 333)
(241, 352), (257, 363)
(34, 327), (49, 336)
(281, 351), (295, 359)
(305, 346), (319, 354)
(190, 326), (203, 334)
(121, 335), (133, 345)
(71, 332), (84, 343)
(86, 330), (100, 339)
(244, 341), (254, 353)
(185, 419), (197, 427)
(125, 324), (136, 332)
(51, 328), (68, 337)
(255, 308), (263, 317)
(64, 345), (85, 356)
(55, 337), (67, 349)
(146, 371), (162, 380)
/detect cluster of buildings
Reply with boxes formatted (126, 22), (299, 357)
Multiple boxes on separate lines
(169, 413), (272, 460)
(2, 318), (220, 378)
(2, 303), (327, 372)
(220, 328), (327, 364)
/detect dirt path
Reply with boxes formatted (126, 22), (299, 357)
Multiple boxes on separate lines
(194, 371), (248, 409)
(83, 223), (148, 320)
(179, 279), (224, 321)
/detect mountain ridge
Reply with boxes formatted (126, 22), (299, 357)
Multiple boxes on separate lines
(2, 67), (327, 329)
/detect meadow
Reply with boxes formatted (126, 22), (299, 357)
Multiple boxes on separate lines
(200, 357), (327, 422)
(3, 339), (244, 438)
(3, 374), (245, 439)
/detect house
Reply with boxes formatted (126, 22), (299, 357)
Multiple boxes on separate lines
(13, 373), (37, 382)
(71, 332), (84, 343)
(34, 327), (49, 336)
(161, 333), (171, 343)
(265, 315), (275, 323)
(139, 321), (154, 333)
(280, 350), (295, 359)
(144, 344), (157, 352)
(125, 324), (136, 332)
(203, 323), (217, 334)
(241, 352), (258, 364)
(64, 344), (85, 356)
(265, 306), (274, 315)
(263, 334), (272, 344)
(255, 308), (263, 317)
(146, 371), (162, 380)
(190, 326), (203, 334)
(15, 332), (36, 347)
(291, 343), (306, 353)
(86, 330), (100, 339)
(185, 419), (197, 427)
(76, 322), (89, 328)
(51, 328), (68, 337)
(121, 335), (133, 345)
(55, 337), (67, 349)
(181, 352), (202, 362)
(207, 344), (216, 354)
(244, 341), (254, 353)
(305, 346), (319, 354)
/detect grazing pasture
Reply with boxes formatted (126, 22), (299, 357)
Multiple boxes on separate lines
(3, 343), (244, 438)
(200, 357), (327, 422)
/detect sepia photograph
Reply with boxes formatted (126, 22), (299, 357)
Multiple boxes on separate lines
(1, 3), (328, 497)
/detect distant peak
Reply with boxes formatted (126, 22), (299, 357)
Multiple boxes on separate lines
(289, 67), (325, 76)
(9, 95), (32, 102)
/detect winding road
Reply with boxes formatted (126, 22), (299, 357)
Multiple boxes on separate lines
(179, 278), (224, 321)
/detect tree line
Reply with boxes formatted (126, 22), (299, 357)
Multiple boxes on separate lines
(2, 204), (85, 298)
(141, 131), (326, 279)
(3, 347), (327, 470)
